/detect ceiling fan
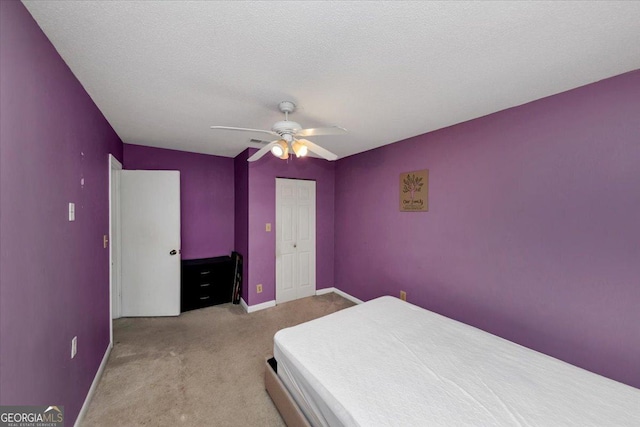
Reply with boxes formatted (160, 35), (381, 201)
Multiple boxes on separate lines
(210, 101), (347, 162)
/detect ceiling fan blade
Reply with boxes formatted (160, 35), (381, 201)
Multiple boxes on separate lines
(247, 140), (278, 162)
(295, 126), (347, 137)
(298, 139), (338, 161)
(247, 138), (273, 149)
(210, 126), (279, 137)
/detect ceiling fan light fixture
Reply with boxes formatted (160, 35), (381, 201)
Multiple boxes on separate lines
(271, 139), (288, 158)
(292, 140), (308, 157)
(279, 145), (289, 159)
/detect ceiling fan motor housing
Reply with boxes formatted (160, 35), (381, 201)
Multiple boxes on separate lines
(272, 121), (301, 137)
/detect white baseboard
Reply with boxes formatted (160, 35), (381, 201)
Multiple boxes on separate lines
(240, 288), (361, 314)
(241, 298), (276, 313)
(74, 342), (112, 427)
(333, 288), (364, 304)
(316, 287), (364, 305)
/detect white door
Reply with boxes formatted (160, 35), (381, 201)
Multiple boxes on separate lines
(276, 178), (316, 304)
(120, 170), (181, 317)
(109, 155), (122, 323)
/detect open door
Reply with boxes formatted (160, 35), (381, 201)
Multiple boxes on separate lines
(120, 170), (181, 317)
(109, 154), (122, 346)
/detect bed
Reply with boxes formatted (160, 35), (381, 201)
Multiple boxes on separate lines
(265, 296), (640, 426)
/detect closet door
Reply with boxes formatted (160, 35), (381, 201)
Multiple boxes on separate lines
(276, 178), (316, 304)
(120, 170), (181, 316)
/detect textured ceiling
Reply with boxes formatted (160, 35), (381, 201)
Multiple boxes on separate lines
(22, 1), (640, 159)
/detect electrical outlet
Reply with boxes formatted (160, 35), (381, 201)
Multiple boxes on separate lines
(400, 290), (407, 301)
(71, 336), (77, 359)
(68, 202), (75, 221)
(256, 284), (263, 293)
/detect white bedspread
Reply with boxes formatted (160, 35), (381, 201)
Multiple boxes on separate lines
(274, 296), (640, 426)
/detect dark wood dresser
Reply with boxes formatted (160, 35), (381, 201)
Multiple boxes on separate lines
(181, 256), (234, 312)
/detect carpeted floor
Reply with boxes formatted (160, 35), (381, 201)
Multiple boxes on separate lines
(82, 293), (354, 426)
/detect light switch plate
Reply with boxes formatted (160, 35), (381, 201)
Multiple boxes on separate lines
(265, 223), (271, 232)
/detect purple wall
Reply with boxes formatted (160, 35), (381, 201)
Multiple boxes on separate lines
(123, 144), (234, 260)
(234, 149), (250, 301)
(0, 1), (123, 422)
(335, 70), (640, 388)
(247, 152), (336, 305)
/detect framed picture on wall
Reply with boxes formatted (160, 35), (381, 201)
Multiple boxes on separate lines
(400, 169), (428, 212)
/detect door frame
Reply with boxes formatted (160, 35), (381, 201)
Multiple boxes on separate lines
(275, 178), (317, 304)
(108, 154), (122, 344)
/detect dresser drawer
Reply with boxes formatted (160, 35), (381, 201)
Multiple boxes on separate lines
(184, 269), (216, 288)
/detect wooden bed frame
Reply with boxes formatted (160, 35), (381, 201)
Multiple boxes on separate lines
(264, 357), (311, 427)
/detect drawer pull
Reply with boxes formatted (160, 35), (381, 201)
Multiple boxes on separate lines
(200, 283), (210, 287)
(200, 296), (210, 300)
(200, 271), (211, 275)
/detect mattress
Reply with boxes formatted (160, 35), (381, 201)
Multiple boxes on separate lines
(273, 296), (640, 427)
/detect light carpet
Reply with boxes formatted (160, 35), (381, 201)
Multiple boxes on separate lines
(82, 293), (354, 426)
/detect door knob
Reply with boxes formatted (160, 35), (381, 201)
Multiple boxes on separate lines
(169, 249), (177, 255)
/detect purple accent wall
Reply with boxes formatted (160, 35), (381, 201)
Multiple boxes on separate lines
(0, 1), (123, 422)
(247, 152), (336, 305)
(234, 149), (250, 301)
(335, 70), (640, 388)
(123, 144), (234, 260)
